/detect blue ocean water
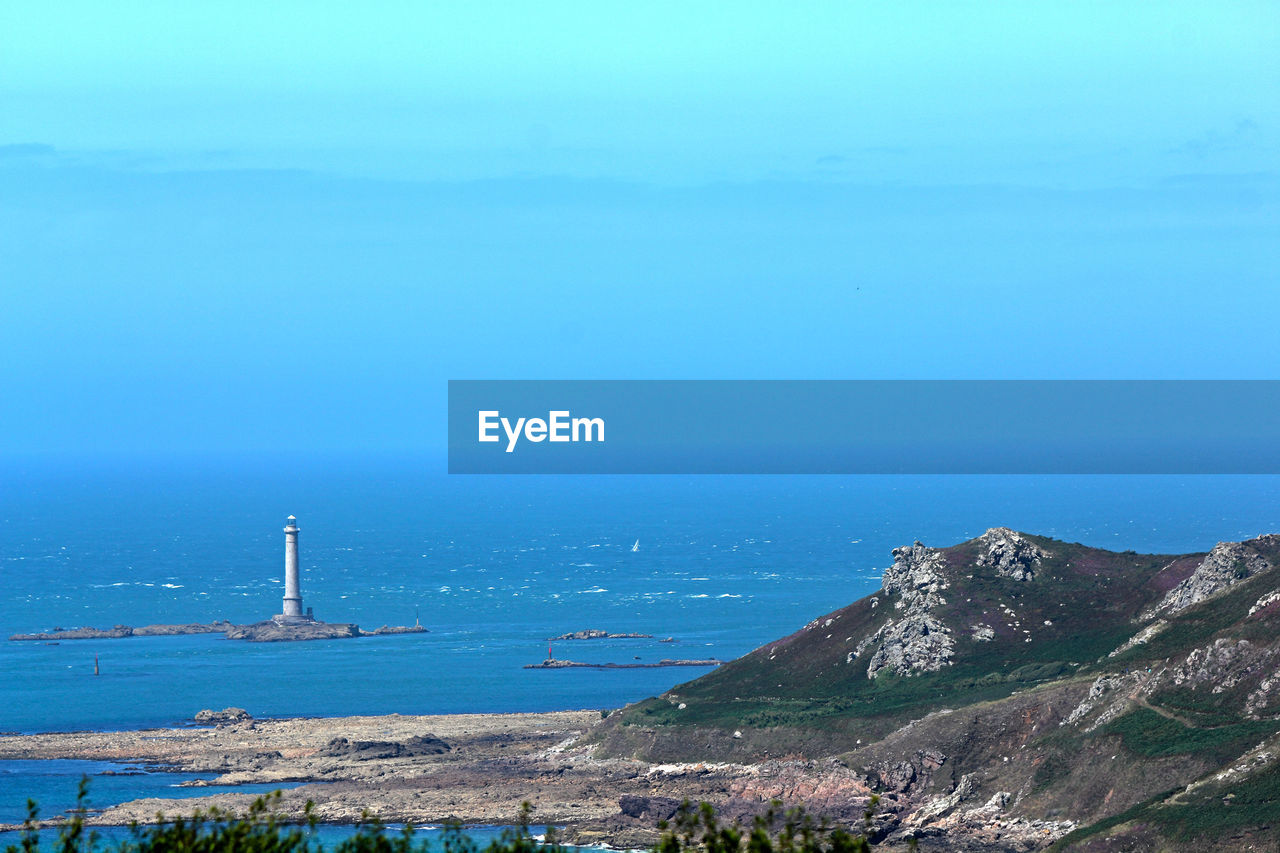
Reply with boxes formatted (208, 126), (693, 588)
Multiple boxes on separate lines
(1, 459), (1277, 820)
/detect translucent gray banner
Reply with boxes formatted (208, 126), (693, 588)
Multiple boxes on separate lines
(448, 380), (1280, 474)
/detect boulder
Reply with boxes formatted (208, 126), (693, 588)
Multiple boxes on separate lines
(194, 707), (252, 725)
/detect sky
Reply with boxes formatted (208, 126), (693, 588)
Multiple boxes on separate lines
(1, 2), (1278, 455)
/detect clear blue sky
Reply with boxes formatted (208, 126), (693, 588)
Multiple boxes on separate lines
(1, 2), (1277, 454)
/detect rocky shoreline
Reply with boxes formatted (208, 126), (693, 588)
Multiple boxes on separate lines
(9, 621), (428, 643)
(0, 709), (1065, 851)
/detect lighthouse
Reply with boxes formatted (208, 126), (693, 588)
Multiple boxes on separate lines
(278, 515), (312, 623)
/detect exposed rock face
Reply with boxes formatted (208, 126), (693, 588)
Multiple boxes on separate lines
(1250, 590), (1280, 617)
(1171, 638), (1278, 696)
(881, 543), (950, 610)
(1146, 536), (1278, 618)
(194, 707), (253, 725)
(859, 615), (954, 679)
(1060, 674), (1137, 729)
(618, 795), (681, 822)
(974, 527), (1050, 581)
(321, 734), (450, 759)
(853, 543), (955, 678)
(724, 760), (876, 824)
(1108, 620), (1167, 658)
(867, 748), (946, 793)
(1245, 669), (1280, 718)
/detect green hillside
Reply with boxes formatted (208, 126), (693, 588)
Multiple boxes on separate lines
(592, 529), (1280, 850)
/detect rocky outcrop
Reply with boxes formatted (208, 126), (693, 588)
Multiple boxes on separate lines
(970, 623), (995, 642)
(1170, 638), (1278, 695)
(974, 527), (1050, 581)
(225, 621), (361, 642)
(858, 615), (954, 679)
(10, 625), (136, 641)
(194, 707), (253, 726)
(852, 543), (955, 678)
(1145, 536), (1278, 618)
(1249, 590), (1280, 617)
(866, 748), (946, 793)
(135, 622), (234, 636)
(550, 629), (654, 640)
(1060, 674), (1139, 729)
(881, 543), (950, 610)
(1108, 620), (1167, 658)
(618, 795), (681, 822)
(321, 734), (450, 759)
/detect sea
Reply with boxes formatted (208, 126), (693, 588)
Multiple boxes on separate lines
(1, 457), (1277, 826)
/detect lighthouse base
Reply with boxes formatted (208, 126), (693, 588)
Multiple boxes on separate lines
(272, 612), (317, 626)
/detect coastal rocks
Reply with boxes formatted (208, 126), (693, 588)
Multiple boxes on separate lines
(135, 622), (233, 636)
(195, 707), (253, 726)
(853, 543), (955, 678)
(321, 734), (450, 759)
(724, 759), (876, 822)
(1145, 536), (1278, 619)
(618, 795), (681, 822)
(551, 629), (654, 640)
(894, 788), (1076, 852)
(974, 528), (1051, 581)
(225, 621), (360, 642)
(525, 658), (722, 670)
(11, 620), (425, 643)
(867, 749), (946, 794)
(10, 625), (135, 641)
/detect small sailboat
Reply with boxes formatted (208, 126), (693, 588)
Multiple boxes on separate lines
(631, 540), (640, 552)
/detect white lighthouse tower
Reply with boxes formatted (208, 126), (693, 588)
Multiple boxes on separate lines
(277, 515), (313, 623)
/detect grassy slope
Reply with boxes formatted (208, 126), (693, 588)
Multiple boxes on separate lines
(620, 535), (1192, 734)
(601, 532), (1280, 848)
